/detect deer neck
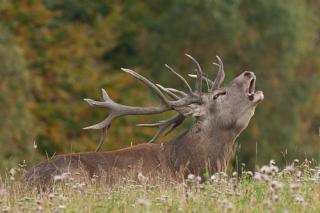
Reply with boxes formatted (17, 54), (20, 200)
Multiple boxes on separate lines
(163, 118), (241, 176)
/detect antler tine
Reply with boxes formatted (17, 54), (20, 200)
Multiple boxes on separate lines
(137, 114), (185, 143)
(212, 56), (225, 90)
(156, 84), (180, 100)
(167, 88), (187, 97)
(121, 68), (170, 106)
(188, 74), (214, 92)
(185, 54), (203, 96)
(96, 127), (108, 151)
(164, 64), (193, 94)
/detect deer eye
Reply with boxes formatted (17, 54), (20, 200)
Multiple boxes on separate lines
(213, 91), (226, 100)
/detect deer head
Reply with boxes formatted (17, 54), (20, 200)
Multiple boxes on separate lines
(84, 55), (264, 151)
(190, 70), (264, 136)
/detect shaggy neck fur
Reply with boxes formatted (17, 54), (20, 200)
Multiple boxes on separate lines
(163, 118), (242, 177)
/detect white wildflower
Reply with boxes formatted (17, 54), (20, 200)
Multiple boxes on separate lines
(58, 194), (65, 200)
(270, 181), (283, 191)
(73, 182), (86, 189)
(196, 176), (202, 183)
(9, 168), (16, 176)
(243, 171), (253, 177)
(53, 175), (64, 182)
(33, 140), (38, 149)
(137, 172), (148, 184)
(290, 182), (300, 190)
(284, 165), (295, 173)
(37, 205), (43, 211)
(272, 194), (280, 202)
(1, 207), (10, 212)
(260, 165), (271, 174)
(232, 171), (238, 177)
(210, 175), (217, 181)
(136, 198), (152, 207)
(294, 194), (305, 203)
(53, 172), (70, 182)
(260, 164), (278, 175)
(262, 200), (271, 207)
(222, 199), (233, 210)
(58, 205), (65, 209)
(270, 165), (279, 173)
(269, 159), (276, 166)
(187, 174), (195, 181)
(296, 171), (302, 178)
(253, 172), (262, 181)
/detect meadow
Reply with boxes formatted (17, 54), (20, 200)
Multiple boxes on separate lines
(1, 159), (319, 213)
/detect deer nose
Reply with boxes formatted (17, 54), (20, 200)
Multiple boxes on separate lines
(243, 71), (255, 79)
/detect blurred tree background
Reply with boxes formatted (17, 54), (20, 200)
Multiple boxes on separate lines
(0, 0), (319, 171)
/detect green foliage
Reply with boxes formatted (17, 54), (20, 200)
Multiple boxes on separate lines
(0, 0), (319, 169)
(0, 32), (38, 169)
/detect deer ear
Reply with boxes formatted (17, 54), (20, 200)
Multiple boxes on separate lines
(174, 104), (206, 117)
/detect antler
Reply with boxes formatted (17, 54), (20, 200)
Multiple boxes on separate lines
(136, 114), (185, 143)
(212, 56), (225, 91)
(187, 56), (225, 92)
(84, 54), (204, 151)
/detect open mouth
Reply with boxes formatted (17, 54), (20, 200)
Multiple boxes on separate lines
(248, 78), (255, 95)
(247, 78), (256, 101)
(246, 77), (264, 102)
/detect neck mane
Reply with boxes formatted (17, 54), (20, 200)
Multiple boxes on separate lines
(163, 118), (242, 176)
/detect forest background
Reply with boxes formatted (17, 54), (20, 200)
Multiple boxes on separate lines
(0, 0), (319, 171)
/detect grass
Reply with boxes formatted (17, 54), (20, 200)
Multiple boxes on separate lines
(0, 159), (319, 212)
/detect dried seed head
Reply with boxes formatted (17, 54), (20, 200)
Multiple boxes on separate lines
(272, 194), (280, 202)
(270, 181), (283, 191)
(294, 194), (305, 204)
(290, 182), (300, 191)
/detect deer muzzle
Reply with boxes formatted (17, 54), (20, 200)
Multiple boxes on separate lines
(244, 71), (264, 103)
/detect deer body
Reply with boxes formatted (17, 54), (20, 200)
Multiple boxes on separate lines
(24, 123), (239, 186)
(24, 55), (263, 188)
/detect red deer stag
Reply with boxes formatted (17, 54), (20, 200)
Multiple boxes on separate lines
(23, 55), (264, 188)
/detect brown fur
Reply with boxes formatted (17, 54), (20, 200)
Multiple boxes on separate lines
(23, 70), (263, 189)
